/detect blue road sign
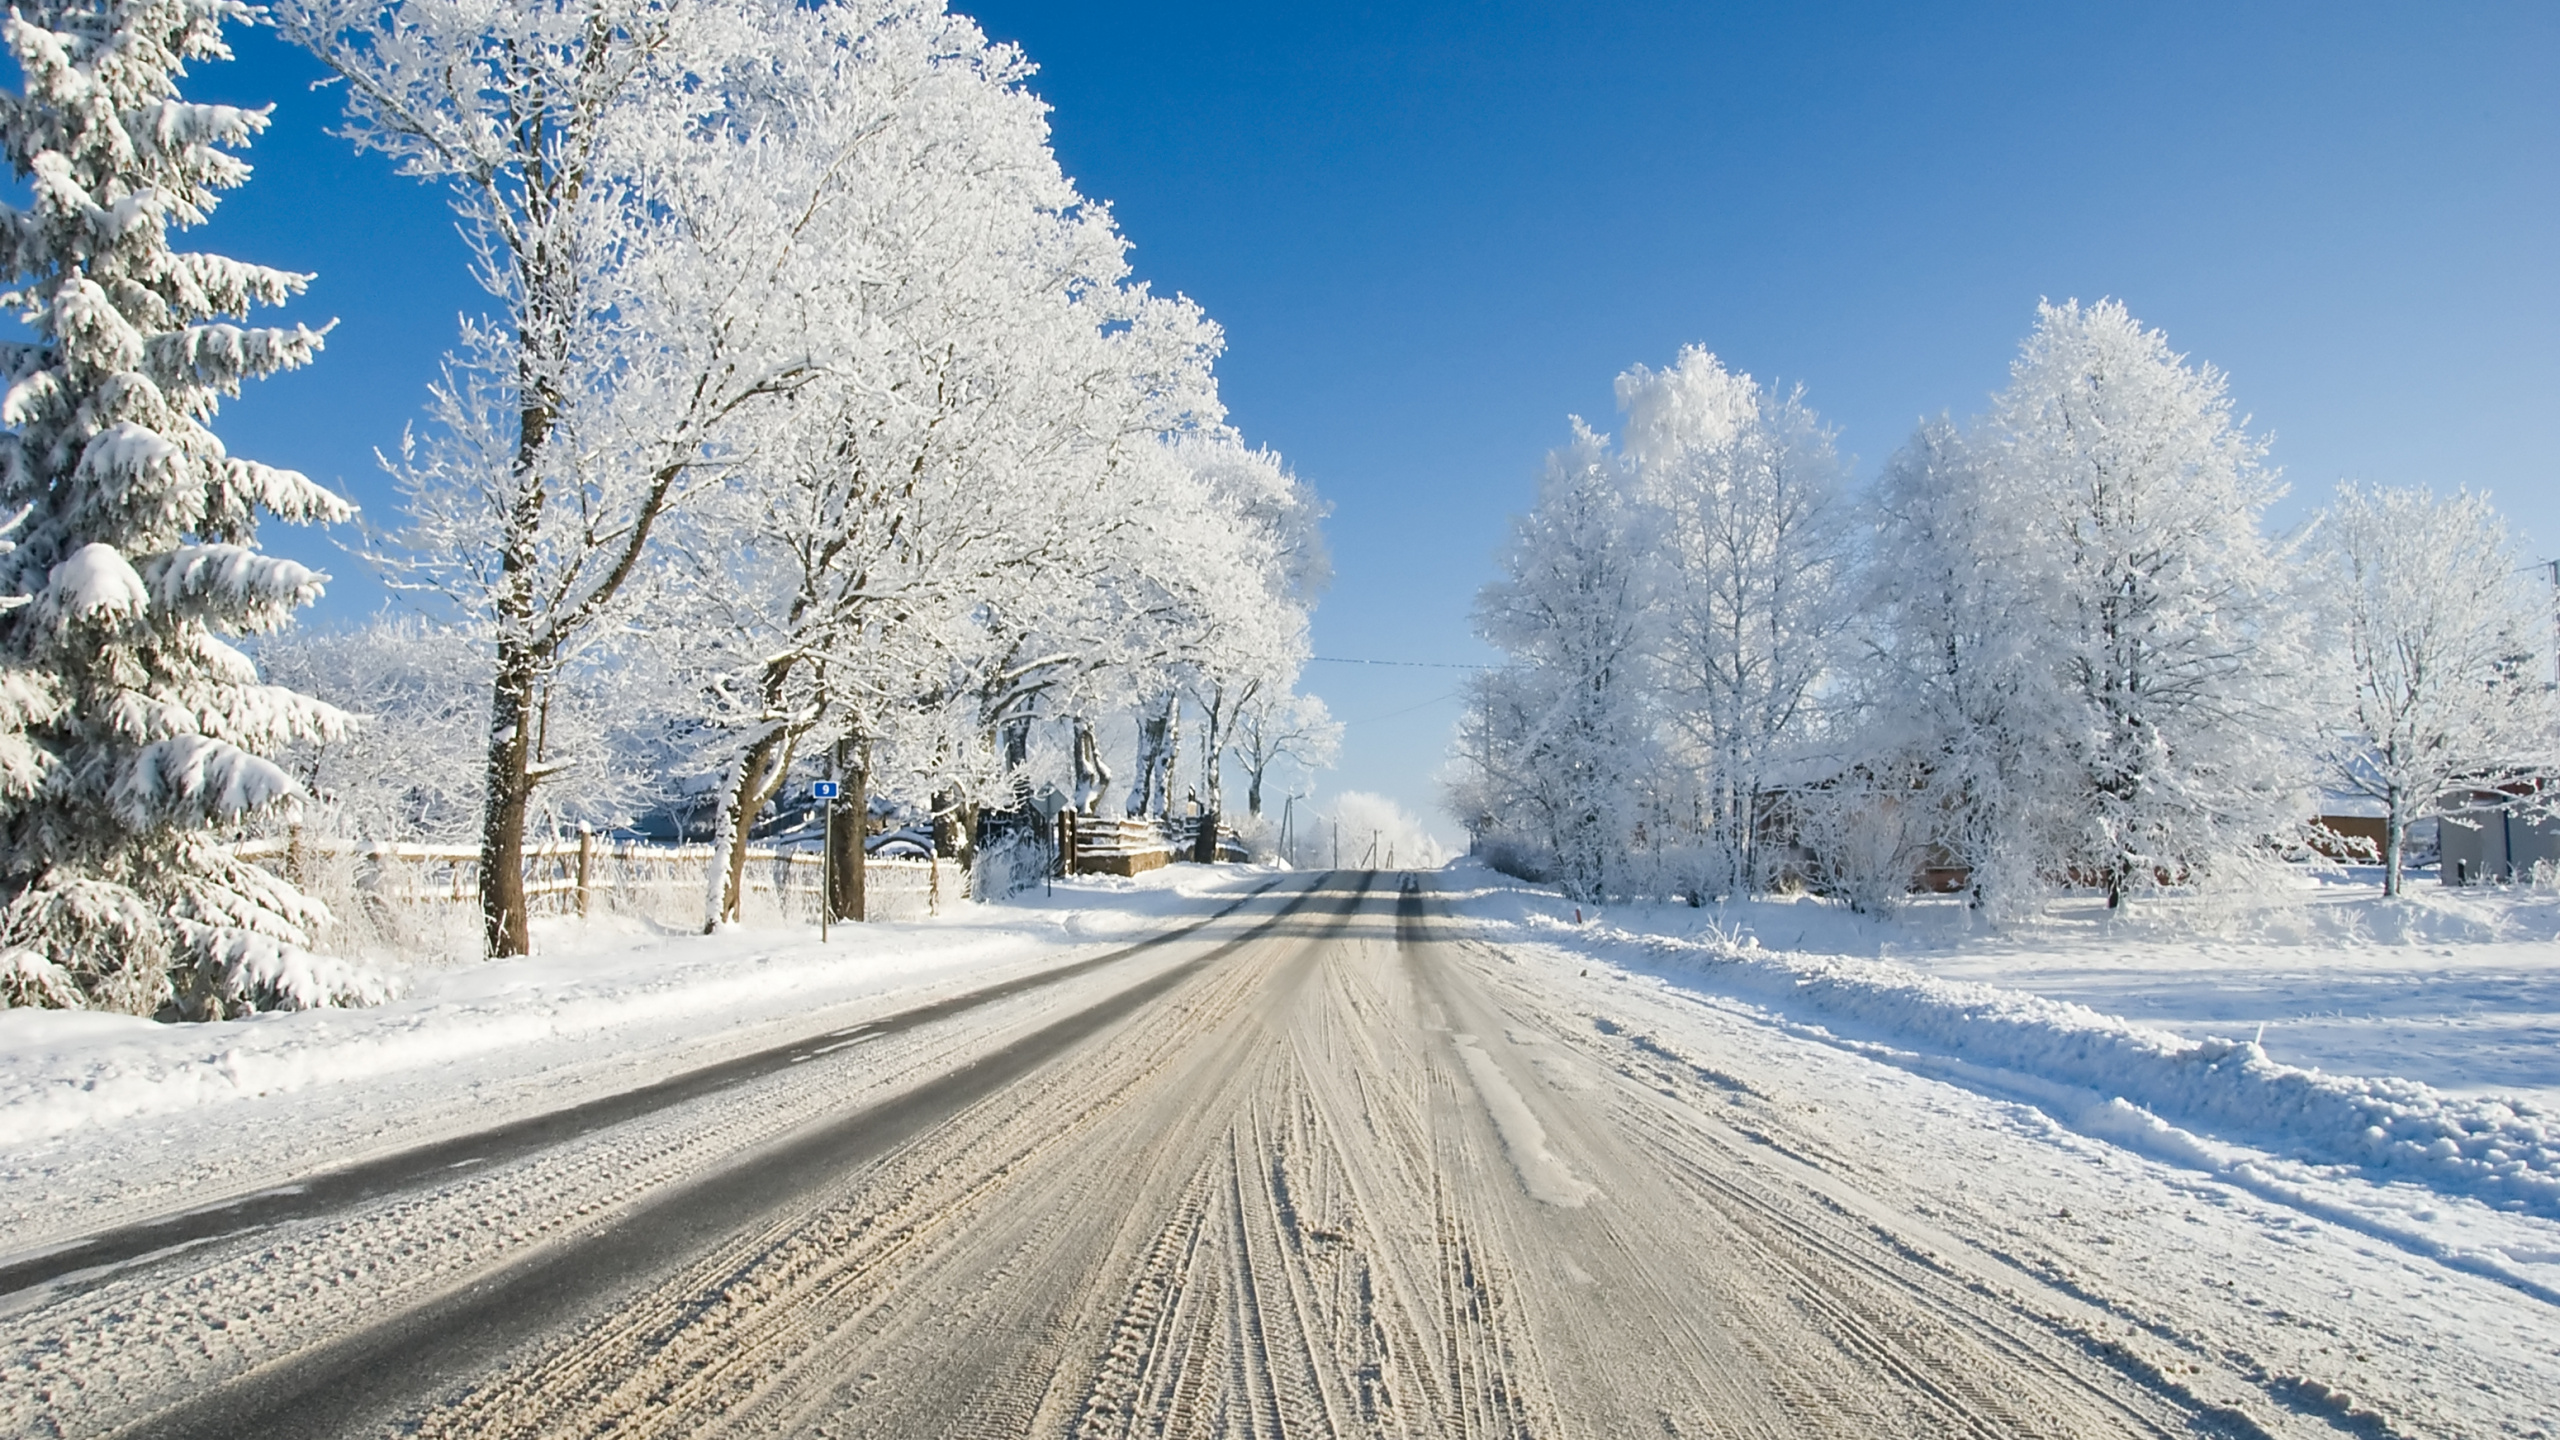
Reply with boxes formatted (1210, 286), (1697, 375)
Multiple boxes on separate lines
(811, 781), (841, 799)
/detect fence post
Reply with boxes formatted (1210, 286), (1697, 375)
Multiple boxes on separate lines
(576, 826), (595, 919)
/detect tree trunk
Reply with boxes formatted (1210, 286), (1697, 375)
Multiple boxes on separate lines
(701, 785), (738, 933)
(1200, 683), (1227, 816)
(717, 727), (793, 925)
(479, 647), (538, 958)
(831, 737), (866, 922)
(1193, 812), (1220, 863)
(1165, 701), (1183, 820)
(1129, 697), (1171, 817)
(1072, 718), (1109, 814)
(2383, 789), (2405, 899)
(934, 795), (980, 899)
(479, 191), (570, 960)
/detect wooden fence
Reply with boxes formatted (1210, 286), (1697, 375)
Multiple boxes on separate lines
(233, 831), (951, 929)
(1055, 813), (1245, 877)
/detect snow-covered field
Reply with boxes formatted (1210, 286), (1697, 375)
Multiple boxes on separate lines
(0, 866), (1273, 1253)
(1442, 859), (2560, 1309)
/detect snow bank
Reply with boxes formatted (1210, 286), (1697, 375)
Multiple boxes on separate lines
(1446, 866), (2560, 1219)
(0, 866), (1263, 1151)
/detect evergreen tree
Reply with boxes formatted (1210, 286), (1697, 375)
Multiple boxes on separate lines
(0, 0), (371, 1016)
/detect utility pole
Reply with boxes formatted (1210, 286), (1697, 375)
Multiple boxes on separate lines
(2547, 559), (2558, 689)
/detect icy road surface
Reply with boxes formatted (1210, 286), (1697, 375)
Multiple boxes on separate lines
(3, 872), (2553, 1437)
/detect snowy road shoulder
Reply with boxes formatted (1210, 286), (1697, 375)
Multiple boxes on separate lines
(1434, 862), (2560, 1308)
(0, 866), (1275, 1254)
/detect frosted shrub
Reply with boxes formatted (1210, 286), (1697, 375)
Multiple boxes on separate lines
(1791, 780), (1932, 917)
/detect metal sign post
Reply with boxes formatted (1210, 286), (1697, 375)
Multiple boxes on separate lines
(812, 780), (841, 942)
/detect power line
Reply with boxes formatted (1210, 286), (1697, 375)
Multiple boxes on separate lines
(1308, 656), (1498, 670)
(1337, 690), (1465, 726)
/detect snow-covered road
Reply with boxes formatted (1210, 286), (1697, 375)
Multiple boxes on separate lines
(2, 871), (2552, 1437)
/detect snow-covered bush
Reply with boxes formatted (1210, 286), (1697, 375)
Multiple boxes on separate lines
(253, 617), (487, 844)
(0, 0), (375, 1017)
(254, 613), (681, 848)
(1788, 771), (1935, 916)
(1475, 837), (1555, 885)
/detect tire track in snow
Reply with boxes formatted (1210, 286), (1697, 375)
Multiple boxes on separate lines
(6, 871), (2357, 1437)
(58, 876), (1333, 1440)
(0, 877), (1290, 1305)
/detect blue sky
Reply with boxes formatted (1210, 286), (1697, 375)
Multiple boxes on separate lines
(191, 2), (2557, 843)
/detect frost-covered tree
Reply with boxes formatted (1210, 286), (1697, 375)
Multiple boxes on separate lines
(0, 0), (373, 1016)
(1466, 306), (2332, 913)
(656, 8), (1146, 922)
(1315, 790), (1447, 870)
(1842, 307), (2319, 912)
(1232, 690), (1339, 818)
(2308, 482), (2556, 895)
(1847, 417), (2050, 910)
(1981, 299), (2314, 906)
(1619, 348), (1853, 893)
(278, 0), (854, 955)
(253, 617), (487, 844)
(1174, 434), (1328, 826)
(1469, 423), (1653, 900)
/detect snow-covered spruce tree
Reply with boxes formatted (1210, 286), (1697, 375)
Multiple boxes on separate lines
(2308, 482), (2557, 895)
(0, 0), (375, 1016)
(1982, 299), (2314, 907)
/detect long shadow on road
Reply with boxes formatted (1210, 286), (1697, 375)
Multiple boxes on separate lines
(0, 873), (1314, 1305)
(115, 870), (1372, 1440)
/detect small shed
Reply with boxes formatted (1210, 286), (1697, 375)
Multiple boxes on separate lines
(2307, 788), (2389, 862)
(2438, 792), (2560, 884)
